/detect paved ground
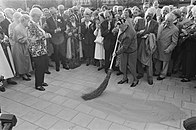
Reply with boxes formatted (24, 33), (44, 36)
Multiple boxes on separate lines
(0, 64), (196, 130)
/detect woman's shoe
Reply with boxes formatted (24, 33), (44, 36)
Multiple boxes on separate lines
(116, 71), (123, 76)
(22, 76), (31, 81)
(42, 83), (48, 87)
(26, 73), (31, 77)
(130, 80), (139, 87)
(118, 79), (128, 84)
(0, 86), (5, 92)
(181, 78), (191, 82)
(35, 86), (45, 91)
(98, 67), (103, 71)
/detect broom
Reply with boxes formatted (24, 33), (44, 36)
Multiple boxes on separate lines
(81, 33), (119, 101)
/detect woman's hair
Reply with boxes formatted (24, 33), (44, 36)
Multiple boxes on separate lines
(29, 7), (43, 18)
(123, 8), (133, 18)
(98, 12), (105, 19)
(20, 14), (30, 23)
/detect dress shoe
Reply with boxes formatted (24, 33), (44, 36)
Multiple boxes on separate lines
(148, 80), (153, 85)
(116, 71), (123, 76)
(181, 78), (191, 82)
(86, 63), (90, 66)
(7, 79), (17, 85)
(45, 71), (51, 74)
(157, 76), (165, 80)
(26, 73), (31, 77)
(137, 75), (143, 79)
(118, 79), (128, 84)
(98, 67), (104, 71)
(130, 80), (139, 87)
(56, 68), (60, 72)
(22, 76), (31, 81)
(42, 83), (48, 87)
(35, 86), (45, 91)
(0, 87), (5, 92)
(63, 65), (70, 70)
(105, 69), (108, 74)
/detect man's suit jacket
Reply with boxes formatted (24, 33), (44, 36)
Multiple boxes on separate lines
(0, 18), (10, 37)
(44, 16), (66, 45)
(100, 19), (115, 50)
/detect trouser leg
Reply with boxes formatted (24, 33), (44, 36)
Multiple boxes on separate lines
(33, 55), (46, 87)
(137, 60), (144, 76)
(160, 61), (169, 77)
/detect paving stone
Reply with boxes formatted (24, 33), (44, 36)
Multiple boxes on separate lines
(71, 113), (94, 127)
(182, 101), (196, 111)
(106, 114), (125, 124)
(124, 120), (146, 130)
(42, 104), (63, 115)
(158, 90), (174, 98)
(75, 104), (93, 114)
(63, 99), (81, 109)
(87, 118), (112, 130)
(145, 123), (168, 130)
(35, 114), (59, 129)
(14, 121), (39, 130)
(56, 107), (78, 121)
(89, 109), (108, 119)
(49, 120), (75, 130)
(109, 123), (133, 130)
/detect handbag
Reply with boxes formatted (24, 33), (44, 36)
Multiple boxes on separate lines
(94, 36), (104, 44)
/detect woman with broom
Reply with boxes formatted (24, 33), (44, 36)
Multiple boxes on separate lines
(114, 18), (139, 87)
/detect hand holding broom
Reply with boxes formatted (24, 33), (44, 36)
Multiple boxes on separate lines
(81, 32), (120, 101)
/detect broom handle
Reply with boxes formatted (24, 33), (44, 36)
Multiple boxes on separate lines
(109, 32), (120, 70)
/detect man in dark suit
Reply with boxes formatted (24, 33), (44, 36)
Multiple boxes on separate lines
(101, 10), (115, 73)
(44, 7), (67, 72)
(81, 8), (96, 66)
(136, 7), (159, 85)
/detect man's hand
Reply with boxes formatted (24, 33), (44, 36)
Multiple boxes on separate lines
(164, 48), (170, 53)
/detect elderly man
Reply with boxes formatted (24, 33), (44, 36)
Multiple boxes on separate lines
(57, 5), (64, 17)
(136, 7), (159, 85)
(101, 10), (116, 73)
(44, 7), (67, 71)
(155, 13), (179, 80)
(158, 6), (170, 24)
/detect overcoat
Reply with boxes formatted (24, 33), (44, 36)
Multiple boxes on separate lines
(156, 23), (179, 62)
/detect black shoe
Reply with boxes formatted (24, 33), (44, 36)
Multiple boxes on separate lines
(105, 69), (108, 74)
(181, 78), (191, 82)
(22, 76), (31, 81)
(42, 83), (48, 87)
(116, 71), (123, 76)
(7, 79), (17, 85)
(45, 71), (51, 74)
(86, 63), (89, 66)
(148, 80), (153, 85)
(26, 73), (31, 77)
(130, 80), (139, 87)
(98, 67), (104, 71)
(157, 76), (165, 80)
(35, 86), (45, 91)
(0, 87), (5, 92)
(118, 79), (128, 84)
(56, 68), (60, 72)
(63, 65), (70, 70)
(137, 75), (143, 79)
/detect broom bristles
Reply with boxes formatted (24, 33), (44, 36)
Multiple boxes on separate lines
(81, 70), (112, 101)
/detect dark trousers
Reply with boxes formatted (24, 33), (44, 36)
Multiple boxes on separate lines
(33, 55), (47, 87)
(105, 48), (113, 71)
(53, 44), (66, 69)
(137, 60), (153, 81)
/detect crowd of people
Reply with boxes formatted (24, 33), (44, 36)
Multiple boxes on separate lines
(1, 0), (196, 92)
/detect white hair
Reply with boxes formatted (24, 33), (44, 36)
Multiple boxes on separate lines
(161, 6), (170, 15)
(145, 7), (156, 18)
(165, 12), (175, 22)
(13, 12), (22, 22)
(4, 8), (14, 17)
(29, 8), (43, 18)
(191, 5), (196, 17)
